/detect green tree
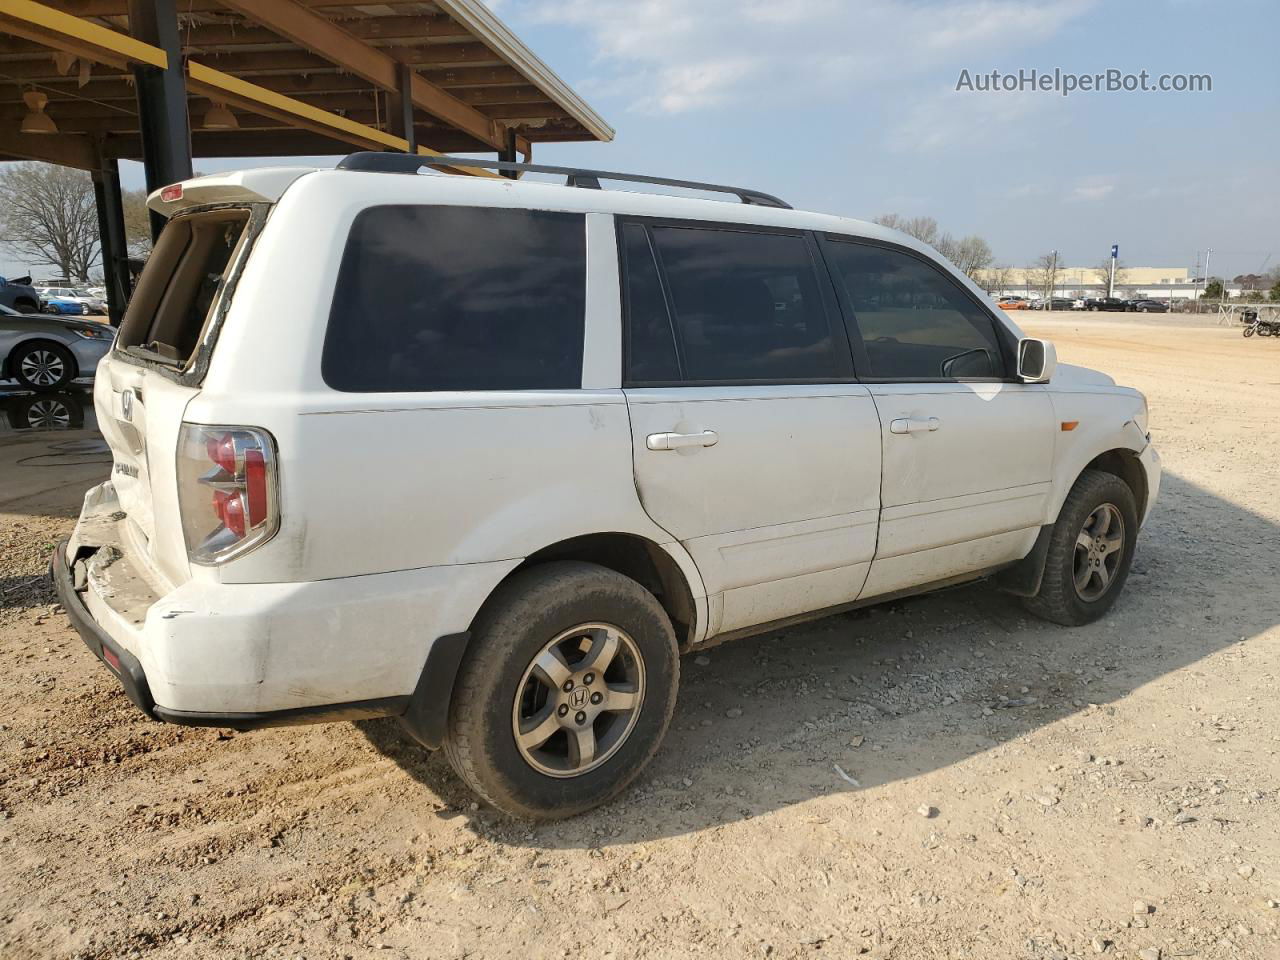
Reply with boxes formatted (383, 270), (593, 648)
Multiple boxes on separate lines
(1202, 277), (1224, 300)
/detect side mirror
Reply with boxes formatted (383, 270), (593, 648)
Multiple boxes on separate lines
(1017, 338), (1057, 383)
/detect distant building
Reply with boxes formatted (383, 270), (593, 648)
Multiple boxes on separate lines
(974, 265), (1249, 300)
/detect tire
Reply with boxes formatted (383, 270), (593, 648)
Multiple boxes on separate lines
(443, 561), (679, 819)
(1022, 469), (1139, 627)
(1089, 306), (1099, 312)
(1244, 326), (1255, 337)
(10, 340), (76, 391)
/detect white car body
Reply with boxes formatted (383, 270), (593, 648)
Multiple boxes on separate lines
(57, 163), (1160, 734)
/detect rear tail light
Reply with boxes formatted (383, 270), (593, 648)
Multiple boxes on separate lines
(177, 424), (278, 564)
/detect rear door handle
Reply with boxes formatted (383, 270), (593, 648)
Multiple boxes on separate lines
(889, 417), (940, 435)
(646, 430), (719, 451)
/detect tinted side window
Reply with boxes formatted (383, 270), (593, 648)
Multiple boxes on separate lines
(620, 223), (680, 384)
(648, 226), (845, 383)
(825, 241), (1005, 379)
(323, 206), (585, 392)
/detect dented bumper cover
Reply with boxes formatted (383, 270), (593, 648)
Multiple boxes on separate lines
(54, 481), (518, 729)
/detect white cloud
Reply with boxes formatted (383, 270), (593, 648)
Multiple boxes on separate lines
(1069, 176), (1117, 201)
(511, 0), (1094, 114)
(884, 84), (1053, 154)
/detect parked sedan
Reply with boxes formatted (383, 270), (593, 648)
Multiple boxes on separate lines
(998, 296), (1030, 310)
(38, 286), (94, 315)
(1030, 297), (1075, 311)
(1084, 297), (1129, 312)
(0, 304), (115, 391)
(1126, 299), (1169, 313)
(42, 296), (90, 316)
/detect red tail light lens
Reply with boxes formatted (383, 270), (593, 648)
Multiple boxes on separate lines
(177, 424), (278, 564)
(160, 184), (183, 203)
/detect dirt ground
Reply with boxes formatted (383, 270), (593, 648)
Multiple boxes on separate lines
(2, 314), (1279, 960)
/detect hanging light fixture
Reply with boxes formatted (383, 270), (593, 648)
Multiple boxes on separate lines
(202, 100), (239, 130)
(20, 91), (57, 135)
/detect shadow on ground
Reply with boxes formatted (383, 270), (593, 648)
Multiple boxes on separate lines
(360, 470), (1280, 848)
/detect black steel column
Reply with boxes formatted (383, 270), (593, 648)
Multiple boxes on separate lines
(128, 0), (192, 240)
(499, 127), (517, 179)
(391, 63), (417, 153)
(92, 158), (131, 327)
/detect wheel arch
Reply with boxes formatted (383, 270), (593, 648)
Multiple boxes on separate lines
(511, 532), (703, 649)
(1001, 444), (1149, 599)
(398, 531), (706, 752)
(1083, 447), (1148, 520)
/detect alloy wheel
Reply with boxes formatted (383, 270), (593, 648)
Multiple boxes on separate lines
(20, 349), (65, 387)
(511, 622), (645, 778)
(1073, 502), (1125, 601)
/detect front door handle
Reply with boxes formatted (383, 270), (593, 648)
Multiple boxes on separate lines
(646, 430), (719, 451)
(889, 416), (940, 435)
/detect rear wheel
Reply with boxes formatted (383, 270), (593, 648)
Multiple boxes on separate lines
(1023, 469), (1138, 626)
(11, 341), (75, 391)
(443, 561), (679, 819)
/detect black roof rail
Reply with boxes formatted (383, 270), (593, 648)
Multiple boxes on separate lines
(335, 152), (792, 209)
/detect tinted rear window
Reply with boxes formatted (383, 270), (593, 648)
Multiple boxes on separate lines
(323, 206), (586, 392)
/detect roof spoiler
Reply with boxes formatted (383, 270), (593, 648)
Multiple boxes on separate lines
(147, 168), (316, 216)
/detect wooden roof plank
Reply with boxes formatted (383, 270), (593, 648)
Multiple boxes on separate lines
(214, 0), (502, 149)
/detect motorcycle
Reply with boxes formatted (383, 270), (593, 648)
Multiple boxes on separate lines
(1242, 314), (1280, 337)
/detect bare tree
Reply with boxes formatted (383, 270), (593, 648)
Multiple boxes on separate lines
(122, 188), (153, 256)
(0, 163), (100, 281)
(1026, 253), (1062, 302)
(937, 233), (994, 280)
(1094, 259), (1128, 295)
(872, 213), (940, 247)
(873, 213), (994, 281)
(983, 264), (1015, 295)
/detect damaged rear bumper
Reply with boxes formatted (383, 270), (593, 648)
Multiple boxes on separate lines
(53, 482), (518, 733)
(51, 539), (410, 729)
(51, 538), (156, 717)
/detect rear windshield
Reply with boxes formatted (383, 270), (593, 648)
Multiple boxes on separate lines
(118, 209), (249, 367)
(322, 205), (586, 393)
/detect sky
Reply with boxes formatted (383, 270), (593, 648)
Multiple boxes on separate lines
(5, 0), (1278, 280)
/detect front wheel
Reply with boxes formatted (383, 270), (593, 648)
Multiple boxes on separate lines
(1023, 469), (1139, 626)
(443, 562), (679, 819)
(1244, 326), (1255, 337)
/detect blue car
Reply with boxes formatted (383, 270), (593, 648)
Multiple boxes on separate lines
(43, 296), (89, 316)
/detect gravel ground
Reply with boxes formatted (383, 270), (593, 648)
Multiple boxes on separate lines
(2, 314), (1279, 960)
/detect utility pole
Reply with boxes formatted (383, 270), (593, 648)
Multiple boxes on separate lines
(1205, 247), (1213, 303)
(1050, 249), (1058, 302)
(1108, 243), (1118, 299)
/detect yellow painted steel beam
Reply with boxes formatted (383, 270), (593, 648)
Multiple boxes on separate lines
(0, 0), (167, 68)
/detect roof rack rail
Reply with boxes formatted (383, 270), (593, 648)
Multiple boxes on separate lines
(335, 152), (792, 209)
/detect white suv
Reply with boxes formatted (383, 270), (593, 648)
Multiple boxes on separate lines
(53, 156), (1160, 819)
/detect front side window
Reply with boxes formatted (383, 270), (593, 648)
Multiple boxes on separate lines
(824, 240), (1006, 380)
(627, 224), (846, 384)
(323, 206), (586, 392)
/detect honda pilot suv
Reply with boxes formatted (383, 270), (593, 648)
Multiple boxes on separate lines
(53, 155), (1160, 819)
